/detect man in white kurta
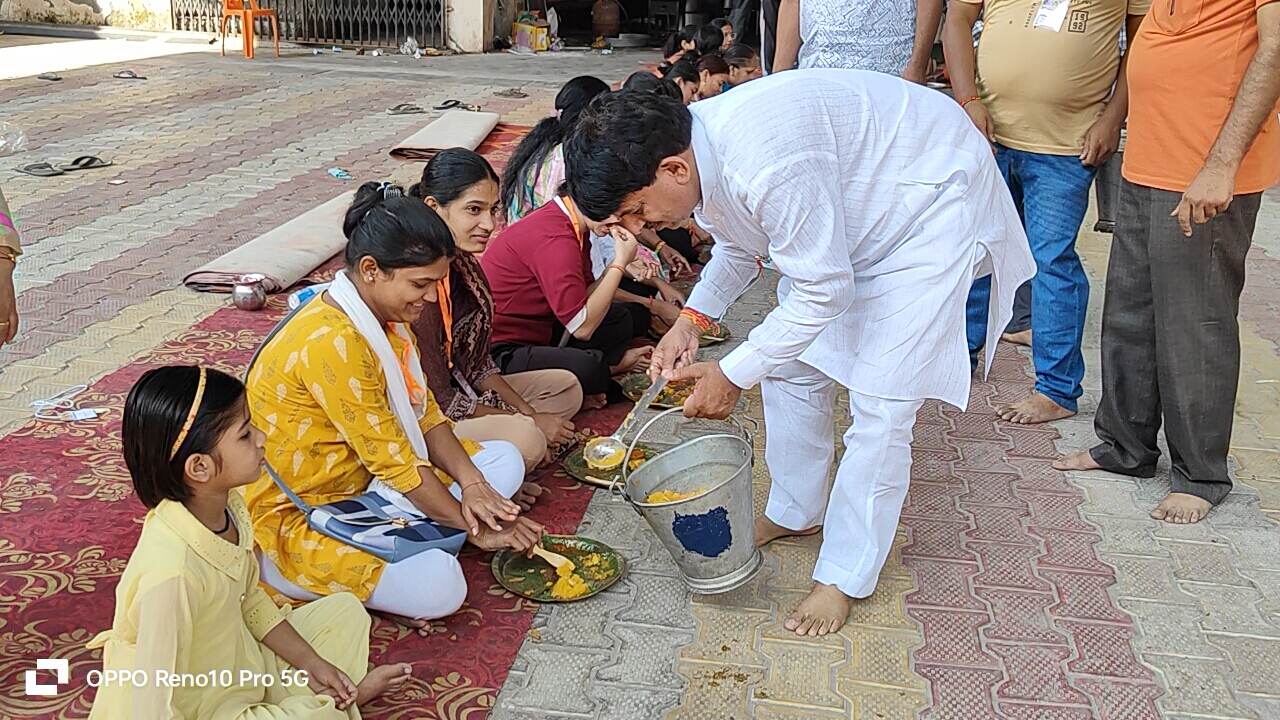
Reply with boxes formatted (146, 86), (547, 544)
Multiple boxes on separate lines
(564, 69), (1035, 635)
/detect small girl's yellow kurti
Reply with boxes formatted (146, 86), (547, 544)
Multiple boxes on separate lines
(245, 300), (479, 600)
(88, 493), (371, 719)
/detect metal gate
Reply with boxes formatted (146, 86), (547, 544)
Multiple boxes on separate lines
(172, 0), (447, 49)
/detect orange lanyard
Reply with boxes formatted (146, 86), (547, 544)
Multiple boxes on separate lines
(392, 329), (427, 403)
(436, 271), (454, 369)
(560, 196), (585, 248)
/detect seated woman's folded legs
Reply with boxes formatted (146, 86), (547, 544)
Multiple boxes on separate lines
(566, 302), (651, 375)
(454, 413), (547, 471)
(503, 368), (585, 419)
(493, 343), (612, 398)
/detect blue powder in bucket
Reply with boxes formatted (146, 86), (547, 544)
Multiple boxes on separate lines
(672, 507), (732, 558)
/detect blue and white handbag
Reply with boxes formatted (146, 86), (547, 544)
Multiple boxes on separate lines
(250, 294), (466, 563)
(262, 462), (465, 562)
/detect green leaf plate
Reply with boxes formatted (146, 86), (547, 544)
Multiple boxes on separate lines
(699, 322), (731, 346)
(619, 373), (697, 409)
(562, 441), (660, 488)
(491, 534), (626, 602)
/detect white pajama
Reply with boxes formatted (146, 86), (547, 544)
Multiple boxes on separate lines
(762, 360), (922, 598)
(260, 440), (525, 620)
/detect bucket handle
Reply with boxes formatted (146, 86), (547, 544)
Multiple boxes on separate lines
(610, 407), (755, 500)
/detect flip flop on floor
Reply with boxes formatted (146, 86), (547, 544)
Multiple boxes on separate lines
(432, 99), (481, 111)
(112, 69), (146, 80)
(59, 155), (113, 171)
(16, 162), (65, 176)
(386, 103), (426, 115)
(37, 72), (62, 81)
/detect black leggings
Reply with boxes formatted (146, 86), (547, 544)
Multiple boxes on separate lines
(491, 303), (641, 396)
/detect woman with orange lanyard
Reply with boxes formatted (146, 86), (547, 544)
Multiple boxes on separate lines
(482, 183), (649, 408)
(246, 182), (542, 628)
(408, 149), (583, 475)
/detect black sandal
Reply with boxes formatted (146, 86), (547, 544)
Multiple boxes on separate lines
(386, 103), (426, 115)
(59, 155), (114, 171)
(16, 162), (65, 177)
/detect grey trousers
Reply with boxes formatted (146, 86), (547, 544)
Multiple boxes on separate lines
(1089, 179), (1262, 505)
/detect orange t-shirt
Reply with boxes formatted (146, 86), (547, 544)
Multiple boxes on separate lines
(1123, 0), (1280, 194)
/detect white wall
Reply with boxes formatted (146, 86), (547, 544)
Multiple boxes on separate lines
(0, 0), (172, 30)
(446, 0), (494, 53)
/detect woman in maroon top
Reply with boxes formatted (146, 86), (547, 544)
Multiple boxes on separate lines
(482, 192), (651, 404)
(409, 149), (584, 476)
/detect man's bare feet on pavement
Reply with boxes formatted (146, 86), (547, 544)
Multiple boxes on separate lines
(611, 346), (653, 375)
(783, 583), (852, 637)
(1002, 329), (1032, 347)
(998, 393), (1075, 425)
(1151, 492), (1212, 524)
(1052, 450), (1102, 472)
(754, 515), (821, 547)
(515, 481), (544, 511)
(357, 663), (413, 705)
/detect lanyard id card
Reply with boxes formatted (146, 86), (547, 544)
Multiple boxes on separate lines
(1032, 0), (1071, 31)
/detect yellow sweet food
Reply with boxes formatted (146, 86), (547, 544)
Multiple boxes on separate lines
(550, 563), (590, 599)
(645, 487), (708, 503)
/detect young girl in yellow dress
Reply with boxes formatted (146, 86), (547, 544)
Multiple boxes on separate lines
(88, 365), (411, 719)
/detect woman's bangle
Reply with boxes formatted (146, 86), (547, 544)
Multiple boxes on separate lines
(958, 95), (981, 108)
(654, 240), (667, 253)
(606, 263), (627, 278)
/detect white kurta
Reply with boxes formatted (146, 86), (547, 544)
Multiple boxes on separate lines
(685, 69), (1035, 409)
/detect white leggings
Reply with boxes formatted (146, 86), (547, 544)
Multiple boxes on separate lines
(260, 440), (525, 620)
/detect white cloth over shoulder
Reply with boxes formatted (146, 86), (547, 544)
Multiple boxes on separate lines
(685, 69), (1035, 408)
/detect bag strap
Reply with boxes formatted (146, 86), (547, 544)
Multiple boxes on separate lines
(245, 294), (321, 518)
(263, 460), (314, 514)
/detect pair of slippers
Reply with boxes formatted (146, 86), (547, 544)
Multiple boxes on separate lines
(36, 69), (146, 82)
(16, 156), (113, 177)
(386, 99), (483, 115)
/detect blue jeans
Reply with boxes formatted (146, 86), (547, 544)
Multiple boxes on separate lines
(967, 145), (1095, 412)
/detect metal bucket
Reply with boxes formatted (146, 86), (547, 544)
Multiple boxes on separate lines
(617, 408), (762, 594)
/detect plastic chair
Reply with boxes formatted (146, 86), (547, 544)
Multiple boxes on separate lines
(220, 0), (279, 60)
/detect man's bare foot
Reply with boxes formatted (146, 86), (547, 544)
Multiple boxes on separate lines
(611, 346), (653, 375)
(1002, 329), (1032, 347)
(998, 393), (1075, 425)
(515, 481), (544, 511)
(1052, 450), (1102, 472)
(754, 515), (821, 547)
(373, 611), (431, 636)
(1150, 492), (1212, 524)
(356, 663), (413, 705)
(583, 393), (608, 410)
(783, 583), (853, 637)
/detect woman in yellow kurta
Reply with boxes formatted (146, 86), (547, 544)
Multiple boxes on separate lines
(246, 182), (544, 630)
(90, 366), (411, 719)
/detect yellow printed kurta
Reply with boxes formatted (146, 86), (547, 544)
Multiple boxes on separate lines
(246, 299), (479, 600)
(87, 494), (371, 719)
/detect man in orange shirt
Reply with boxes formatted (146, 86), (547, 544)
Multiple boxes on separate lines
(1058, 0), (1280, 523)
